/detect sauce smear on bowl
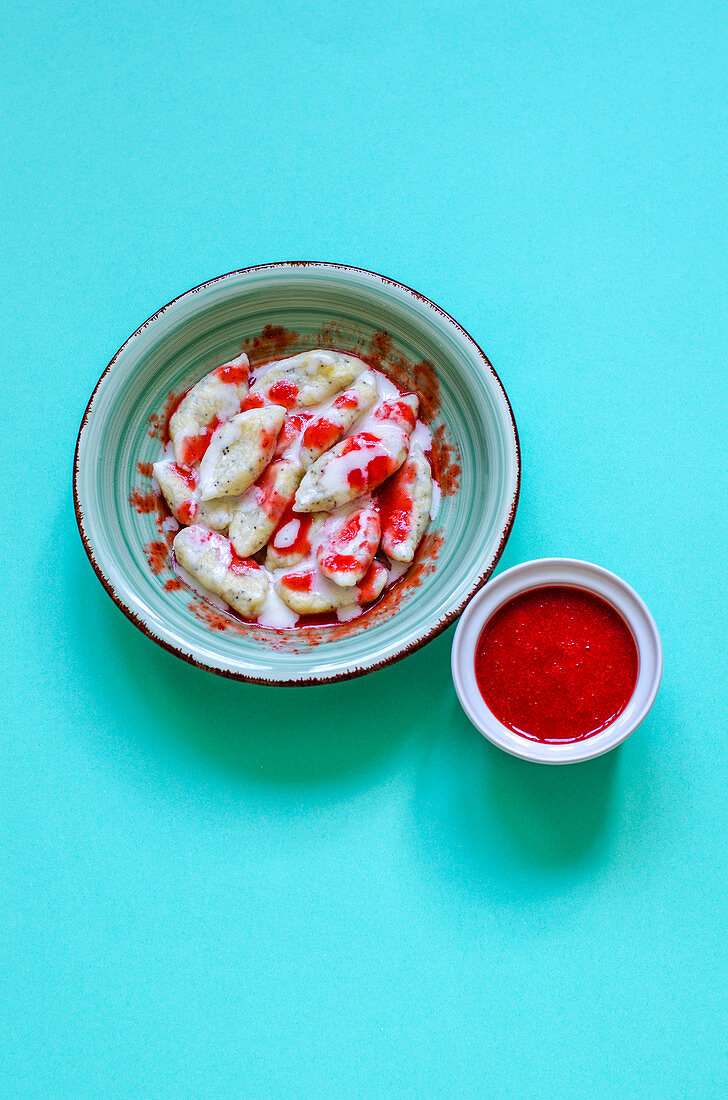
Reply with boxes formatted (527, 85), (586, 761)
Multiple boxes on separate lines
(475, 586), (638, 743)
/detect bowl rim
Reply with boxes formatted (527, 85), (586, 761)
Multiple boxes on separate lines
(73, 261), (522, 685)
(451, 557), (663, 762)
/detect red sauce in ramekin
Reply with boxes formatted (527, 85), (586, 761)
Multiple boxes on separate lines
(475, 586), (638, 743)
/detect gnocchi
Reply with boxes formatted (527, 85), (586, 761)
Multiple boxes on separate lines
(275, 559), (389, 615)
(198, 405), (286, 500)
(300, 371), (378, 467)
(316, 499), (381, 587)
(173, 525), (268, 617)
(145, 345), (442, 626)
(248, 350), (368, 409)
(169, 352), (249, 467)
(228, 458), (305, 558)
(153, 460), (199, 526)
(380, 443), (433, 563)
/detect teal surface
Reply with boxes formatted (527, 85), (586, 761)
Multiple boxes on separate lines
(3, 2), (726, 1097)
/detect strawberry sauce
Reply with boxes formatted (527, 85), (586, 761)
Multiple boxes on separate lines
(179, 417), (220, 468)
(268, 379), (299, 408)
(475, 586), (638, 743)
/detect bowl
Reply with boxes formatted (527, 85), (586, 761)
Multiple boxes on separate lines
(74, 263), (520, 684)
(451, 558), (663, 763)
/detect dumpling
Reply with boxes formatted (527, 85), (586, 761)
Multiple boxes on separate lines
(370, 393), (419, 433)
(275, 560), (388, 615)
(293, 428), (409, 513)
(196, 496), (238, 532)
(299, 371), (378, 467)
(228, 459), (305, 558)
(316, 499), (381, 587)
(293, 393), (419, 513)
(153, 460), (245, 532)
(379, 442), (432, 562)
(356, 559), (389, 605)
(153, 460), (198, 525)
(198, 405), (286, 501)
(248, 350), (367, 409)
(169, 352), (249, 467)
(173, 525), (268, 617)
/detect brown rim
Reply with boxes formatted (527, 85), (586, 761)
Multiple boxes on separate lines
(73, 261), (521, 685)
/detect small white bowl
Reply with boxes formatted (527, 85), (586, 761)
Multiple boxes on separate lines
(451, 558), (663, 764)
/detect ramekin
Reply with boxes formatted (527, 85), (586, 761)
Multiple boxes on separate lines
(451, 558), (662, 764)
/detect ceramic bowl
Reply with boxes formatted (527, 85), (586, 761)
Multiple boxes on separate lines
(451, 558), (663, 762)
(74, 263), (520, 684)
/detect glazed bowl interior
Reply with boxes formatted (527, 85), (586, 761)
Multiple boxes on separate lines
(74, 264), (520, 683)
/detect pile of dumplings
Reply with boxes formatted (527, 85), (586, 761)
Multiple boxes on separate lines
(152, 348), (435, 624)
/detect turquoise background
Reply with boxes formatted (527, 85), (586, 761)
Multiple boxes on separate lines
(3, 2), (726, 1096)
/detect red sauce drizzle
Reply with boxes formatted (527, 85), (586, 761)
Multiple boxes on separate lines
(340, 433), (376, 454)
(148, 390), (183, 443)
(302, 417), (339, 454)
(241, 324), (299, 365)
(275, 413), (309, 456)
(366, 331), (393, 370)
(364, 332), (441, 422)
(378, 461), (415, 543)
(374, 398), (417, 432)
(145, 541), (169, 575)
(270, 505), (314, 558)
(317, 508), (379, 579)
(128, 489), (158, 514)
(349, 454), (393, 491)
(248, 461), (290, 522)
(428, 424), (461, 496)
(261, 426), (280, 454)
(179, 417), (220, 468)
(190, 601), (231, 632)
(242, 392), (266, 411)
(280, 571), (314, 593)
(174, 464), (197, 490)
(268, 379), (299, 409)
(295, 610), (340, 628)
(333, 391), (358, 410)
(340, 433), (397, 492)
(177, 499), (197, 525)
(229, 547), (260, 576)
(215, 362), (248, 385)
(475, 586), (638, 744)
(358, 560), (388, 603)
(319, 551), (355, 574)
